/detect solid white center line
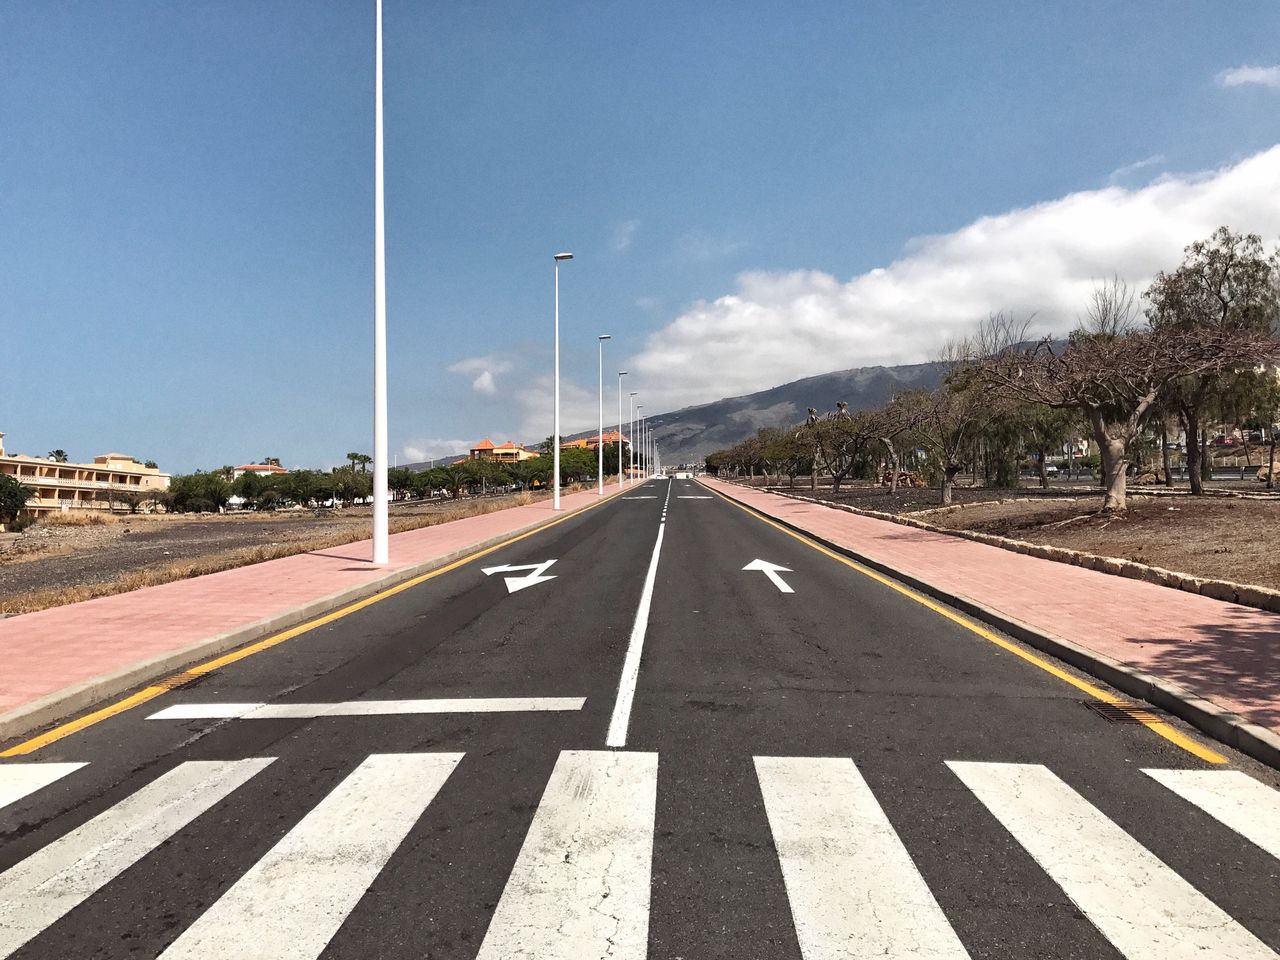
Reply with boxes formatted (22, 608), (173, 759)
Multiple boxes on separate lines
(606, 481), (671, 747)
(146, 697), (586, 721)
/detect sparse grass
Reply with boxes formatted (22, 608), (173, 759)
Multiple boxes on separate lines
(38, 511), (118, 527)
(1, 486), (570, 615)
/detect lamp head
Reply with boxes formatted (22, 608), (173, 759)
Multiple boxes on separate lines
(553, 252), (574, 262)
(599, 334), (611, 340)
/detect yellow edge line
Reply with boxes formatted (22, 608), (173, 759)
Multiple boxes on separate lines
(704, 485), (1227, 765)
(1, 489), (628, 758)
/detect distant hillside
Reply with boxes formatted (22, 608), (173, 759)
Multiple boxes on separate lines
(643, 360), (949, 466)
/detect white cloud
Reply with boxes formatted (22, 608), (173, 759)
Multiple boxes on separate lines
(625, 146), (1280, 412)
(1218, 65), (1280, 89)
(399, 439), (471, 464)
(1107, 154), (1165, 185)
(612, 219), (640, 252)
(448, 355), (513, 395)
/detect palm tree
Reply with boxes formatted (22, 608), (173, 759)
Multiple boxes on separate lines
(48, 449), (68, 462)
(346, 452), (372, 473)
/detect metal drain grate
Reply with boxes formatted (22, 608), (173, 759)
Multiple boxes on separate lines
(152, 670), (207, 691)
(1082, 700), (1163, 724)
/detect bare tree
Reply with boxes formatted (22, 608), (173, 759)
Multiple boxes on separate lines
(974, 280), (1279, 510)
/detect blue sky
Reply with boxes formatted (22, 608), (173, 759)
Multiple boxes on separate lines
(3, 1), (1280, 471)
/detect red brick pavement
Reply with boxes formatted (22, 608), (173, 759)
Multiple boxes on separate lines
(0, 488), (619, 723)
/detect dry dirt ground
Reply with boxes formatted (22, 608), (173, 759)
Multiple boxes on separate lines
(924, 495), (1280, 591)
(743, 478), (1280, 590)
(0, 493), (548, 614)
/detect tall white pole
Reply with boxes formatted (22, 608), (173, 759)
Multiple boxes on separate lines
(629, 393), (636, 485)
(596, 336), (609, 496)
(371, 0), (389, 565)
(553, 261), (560, 510)
(637, 409), (644, 478)
(617, 371), (626, 491)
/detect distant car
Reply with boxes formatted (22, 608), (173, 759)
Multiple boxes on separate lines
(1043, 464), (1059, 477)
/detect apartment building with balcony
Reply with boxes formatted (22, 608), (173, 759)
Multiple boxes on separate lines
(0, 432), (171, 516)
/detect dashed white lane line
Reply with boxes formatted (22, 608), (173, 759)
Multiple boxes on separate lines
(606, 480), (672, 748)
(146, 698), (585, 721)
(0, 758), (273, 960)
(949, 761), (1278, 960)
(756, 756), (970, 959)
(0, 763), (85, 812)
(1143, 768), (1280, 861)
(157, 753), (462, 960)
(474, 750), (658, 960)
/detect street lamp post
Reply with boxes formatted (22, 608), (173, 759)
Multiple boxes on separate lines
(617, 371), (627, 490)
(552, 252), (573, 510)
(637, 408), (644, 479)
(629, 392), (637, 485)
(596, 335), (610, 496)
(371, 0), (389, 565)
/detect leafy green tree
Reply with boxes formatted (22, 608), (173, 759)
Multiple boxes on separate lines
(0, 474), (33, 524)
(1146, 227), (1280, 494)
(144, 460), (158, 469)
(346, 452), (372, 473)
(169, 471), (231, 512)
(232, 470), (265, 507)
(387, 467), (415, 500)
(48, 449), (68, 463)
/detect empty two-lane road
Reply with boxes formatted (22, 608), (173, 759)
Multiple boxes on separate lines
(1, 477), (1278, 959)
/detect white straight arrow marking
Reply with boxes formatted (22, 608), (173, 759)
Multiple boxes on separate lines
(743, 558), (794, 593)
(482, 559), (557, 593)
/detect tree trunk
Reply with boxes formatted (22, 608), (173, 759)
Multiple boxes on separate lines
(1181, 409), (1203, 494)
(1099, 437), (1129, 511)
(810, 467), (816, 491)
(1038, 451), (1049, 489)
(1269, 431), (1278, 490)
(940, 464), (961, 505)
(882, 439), (899, 495)
(1160, 420), (1173, 487)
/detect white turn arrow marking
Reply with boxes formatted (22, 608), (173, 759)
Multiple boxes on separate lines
(743, 558), (795, 593)
(482, 559), (558, 593)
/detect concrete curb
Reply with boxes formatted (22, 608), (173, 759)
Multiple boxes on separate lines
(705, 479), (1280, 772)
(752, 485), (1280, 615)
(0, 487), (628, 744)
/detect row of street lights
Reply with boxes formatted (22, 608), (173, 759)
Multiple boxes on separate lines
(370, 0), (659, 563)
(551, 252), (658, 511)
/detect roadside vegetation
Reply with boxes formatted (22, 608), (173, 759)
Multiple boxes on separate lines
(707, 227), (1280, 512)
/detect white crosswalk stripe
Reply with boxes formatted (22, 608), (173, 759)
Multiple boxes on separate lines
(157, 753), (463, 960)
(5, 752), (1280, 959)
(0, 758), (272, 960)
(1143, 768), (1280, 861)
(474, 749), (658, 960)
(949, 761), (1278, 960)
(0, 763), (85, 812)
(755, 756), (970, 959)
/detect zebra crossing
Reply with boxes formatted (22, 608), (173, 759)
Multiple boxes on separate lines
(1, 753), (1278, 959)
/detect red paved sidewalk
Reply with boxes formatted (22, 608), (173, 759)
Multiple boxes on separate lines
(704, 477), (1280, 739)
(0, 488), (620, 733)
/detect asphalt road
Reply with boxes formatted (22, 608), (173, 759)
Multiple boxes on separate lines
(2, 476), (1279, 959)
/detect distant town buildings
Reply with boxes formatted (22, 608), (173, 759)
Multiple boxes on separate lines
(469, 439), (539, 463)
(561, 430), (628, 450)
(0, 431), (170, 516)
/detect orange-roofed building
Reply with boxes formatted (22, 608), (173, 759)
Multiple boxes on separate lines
(562, 430), (629, 450)
(231, 464), (289, 479)
(471, 439), (539, 463)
